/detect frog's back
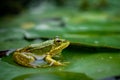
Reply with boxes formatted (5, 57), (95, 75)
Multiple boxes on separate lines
(26, 40), (54, 54)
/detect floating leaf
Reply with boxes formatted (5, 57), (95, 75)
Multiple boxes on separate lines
(13, 72), (92, 80)
(0, 47), (120, 80)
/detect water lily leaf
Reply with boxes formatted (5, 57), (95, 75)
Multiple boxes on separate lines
(24, 28), (120, 49)
(0, 39), (30, 50)
(13, 72), (92, 80)
(63, 33), (120, 49)
(24, 28), (65, 39)
(0, 28), (24, 41)
(0, 46), (120, 80)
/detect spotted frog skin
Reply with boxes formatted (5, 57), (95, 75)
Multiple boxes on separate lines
(13, 37), (70, 68)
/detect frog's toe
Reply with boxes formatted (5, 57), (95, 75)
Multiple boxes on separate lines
(50, 61), (64, 66)
(52, 61), (70, 66)
(63, 62), (70, 64)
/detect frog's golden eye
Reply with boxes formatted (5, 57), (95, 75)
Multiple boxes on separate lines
(54, 36), (62, 42)
(56, 39), (62, 43)
(54, 38), (62, 45)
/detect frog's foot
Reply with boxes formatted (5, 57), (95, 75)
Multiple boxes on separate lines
(45, 55), (63, 66)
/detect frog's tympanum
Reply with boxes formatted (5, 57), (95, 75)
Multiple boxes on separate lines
(13, 37), (70, 68)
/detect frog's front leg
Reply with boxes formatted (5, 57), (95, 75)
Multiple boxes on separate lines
(13, 52), (36, 67)
(45, 54), (63, 66)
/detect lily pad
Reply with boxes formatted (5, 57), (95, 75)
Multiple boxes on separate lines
(0, 39), (30, 50)
(0, 28), (24, 41)
(0, 46), (120, 80)
(13, 72), (92, 80)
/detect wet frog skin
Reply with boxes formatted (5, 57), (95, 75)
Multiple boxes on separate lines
(13, 37), (70, 68)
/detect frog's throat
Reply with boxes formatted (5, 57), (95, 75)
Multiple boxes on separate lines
(48, 41), (70, 56)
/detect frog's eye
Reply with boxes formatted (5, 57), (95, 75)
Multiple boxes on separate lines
(54, 36), (61, 42)
(56, 39), (62, 43)
(54, 36), (63, 44)
(54, 39), (62, 45)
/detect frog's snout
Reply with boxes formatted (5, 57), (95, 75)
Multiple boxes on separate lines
(63, 40), (70, 44)
(63, 40), (70, 47)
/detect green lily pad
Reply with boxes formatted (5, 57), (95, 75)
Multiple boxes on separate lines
(13, 72), (92, 80)
(0, 28), (24, 41)
(63, 33), (120, 48)
(0, 46), (120, 80)
(0, 39), (30, 50)
(24, 27), (120, 49)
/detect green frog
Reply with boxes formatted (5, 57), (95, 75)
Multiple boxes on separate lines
(13, 37), (70, 68)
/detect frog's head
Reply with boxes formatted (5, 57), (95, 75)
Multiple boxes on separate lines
(48, 37), (70, 57)
(45, 37), (70, 57)
(54, 37), (70, 50)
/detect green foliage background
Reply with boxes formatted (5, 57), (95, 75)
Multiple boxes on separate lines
(0, 0), (120, 80)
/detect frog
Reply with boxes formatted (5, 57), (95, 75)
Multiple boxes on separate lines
(13, 37), (70, 68)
